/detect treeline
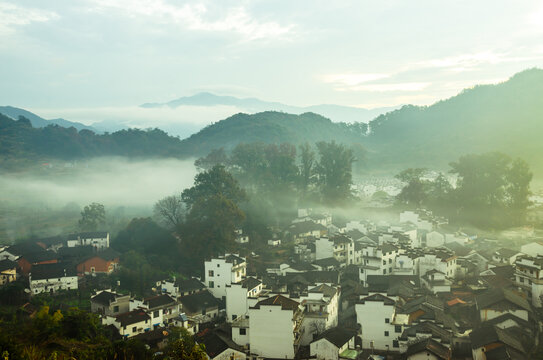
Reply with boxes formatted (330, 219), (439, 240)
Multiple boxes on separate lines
(0, 306), (206, 359)
(195, 141), (359, 206)
(0, 113), (186, 166)
(395, 152), (533, 228)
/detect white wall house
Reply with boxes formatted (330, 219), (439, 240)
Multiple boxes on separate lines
(226, 277), (263, 323)
(355, 294), (405, 351)
(205, 254), (246, 299)
(299, 284), (340, 345)
(514, 255), (543, 307)
(29, 263), (78, 295)
(416, 251), (457, 279)
(103, 310), (151, 338)
(249, 294), (303, 359)
(421, 270), (452, 294)
(67, 232), (110, 249)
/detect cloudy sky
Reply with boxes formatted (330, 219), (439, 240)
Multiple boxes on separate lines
(1, 0), (542, 124)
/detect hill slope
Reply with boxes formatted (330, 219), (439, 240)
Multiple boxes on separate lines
(177, 111), (368, 156)
(0, 114), (187, 167)
(365, 68), (543, 176)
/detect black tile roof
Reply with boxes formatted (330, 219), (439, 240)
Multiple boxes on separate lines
(469, 325), (525, 354)
(476, 288), (532, 313)
(6, 242), (45, 256)
(115, 310), (150, 327)
(358, 293), (395, 306)
(0, 259), (17, 272)
(23, 251), (58, 264)
(195, 328), (242, 358)
(144, 294), (176, 309)
(405, 338), (450, 359)
(240, 277), (261, 290)
(313, 327), (355, 348)
(177, 277), (206, 292)
(179, 290), (219, 314)
(30, 262), (77, 281)
(313, 257), (340, 268)
(91, 291), (119, 306)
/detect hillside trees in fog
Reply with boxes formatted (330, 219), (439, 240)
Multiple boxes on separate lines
(78, 202), (106, 232)
(153, 195), (185, 229)
(315, 141), (356, 205)
(395, 152), (533, 228)
(177, 165), (247, 262)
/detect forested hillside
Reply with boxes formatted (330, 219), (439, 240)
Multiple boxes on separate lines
(0, 114), (187, 167)
(366, 68), (543, 175)
(177, 111), (367, 156)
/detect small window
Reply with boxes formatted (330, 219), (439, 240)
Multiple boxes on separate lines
(383, 260), (386, 265)
(388, 259), (392, 264)
(240, 328), (246, 335)
(385, 318), (389, 323)
(393, 340), (399, 348)
(132, 326), (137, 332)
(209, 281), (214, 288)
(113, 305), (119, 312)
(217, 264), (220, 268)
(383, 269), (386, 274)
(153, 310), (159, 318)
(384, 331), (389, 337)
(395, 325), (402, 333)
(208, 270), (214, 277)
(232, 315), (237, 320)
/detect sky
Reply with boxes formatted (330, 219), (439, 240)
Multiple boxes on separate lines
(1, 0), (543, 126)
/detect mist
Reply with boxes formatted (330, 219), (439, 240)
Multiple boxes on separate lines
(0, 157), (197, 243)
(0, 157), (197, 208)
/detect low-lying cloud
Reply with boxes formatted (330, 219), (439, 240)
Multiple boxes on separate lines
(0, 157), (197, 209)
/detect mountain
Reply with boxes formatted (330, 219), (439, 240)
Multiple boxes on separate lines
(365, 68), (543, 176)
(141, 92), (397, 124)
(0, 106), (98, 133)
(0, 113), (187, 167)
(177, 111), (368, 156)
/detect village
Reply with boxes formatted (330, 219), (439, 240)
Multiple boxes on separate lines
(1, 206), (543, 360)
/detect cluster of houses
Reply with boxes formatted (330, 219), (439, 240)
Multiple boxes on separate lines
(0, 232), (118, 294)
(3, 208), (543, 359)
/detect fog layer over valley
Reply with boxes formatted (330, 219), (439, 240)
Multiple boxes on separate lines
(0, 157), (196, 242)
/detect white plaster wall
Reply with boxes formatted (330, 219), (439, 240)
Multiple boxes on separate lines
(226, 284), (248, 322)
(355, 301), (397, 351)
(249, 305), (294, 359)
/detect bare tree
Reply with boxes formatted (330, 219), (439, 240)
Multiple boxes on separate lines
(153, 195), (185, 229)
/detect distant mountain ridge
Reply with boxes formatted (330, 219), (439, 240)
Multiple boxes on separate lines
(141, 92), (397, 124)
(0, 106), (98, 133)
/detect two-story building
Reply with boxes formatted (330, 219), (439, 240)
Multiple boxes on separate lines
(205, 254), (246, 299)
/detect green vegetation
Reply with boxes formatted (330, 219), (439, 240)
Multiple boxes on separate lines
(395, 152), (533, 229)
(367, 69), (543, 178)
(79, 203), (106, 232)
(0, 306), (205, 360)
(0, 113), (186, 168)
